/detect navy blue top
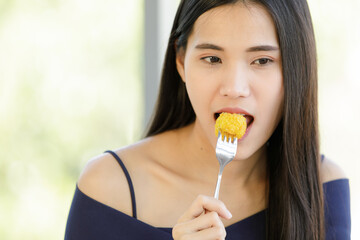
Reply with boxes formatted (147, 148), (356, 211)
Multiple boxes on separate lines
(65, 151), (351, 239)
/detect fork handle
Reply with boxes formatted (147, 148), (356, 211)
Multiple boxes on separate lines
(213, 167), (224, 200)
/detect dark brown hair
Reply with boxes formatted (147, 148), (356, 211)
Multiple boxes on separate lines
(146, 0), (324, 239)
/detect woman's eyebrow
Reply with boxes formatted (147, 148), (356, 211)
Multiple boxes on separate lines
(246, 45), (279, 52)
(194, 43), (279, 52)
(195, 43), (224, 51)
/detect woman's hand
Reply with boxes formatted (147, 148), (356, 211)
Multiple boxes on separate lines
(172, 195), (232, 240)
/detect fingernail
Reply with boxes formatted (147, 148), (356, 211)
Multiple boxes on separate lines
(226, 210), (232, 219)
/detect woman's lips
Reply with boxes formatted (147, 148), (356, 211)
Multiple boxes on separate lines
(239, 120), (252, 141)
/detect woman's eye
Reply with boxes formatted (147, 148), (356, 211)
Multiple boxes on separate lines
(202, 56), (222, 64)
(253, 58), (273, 65)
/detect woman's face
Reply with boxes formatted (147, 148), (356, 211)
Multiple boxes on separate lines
(176, 3), (284, 160)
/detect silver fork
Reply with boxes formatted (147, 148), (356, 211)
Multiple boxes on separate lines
(214, 132), (238, 199)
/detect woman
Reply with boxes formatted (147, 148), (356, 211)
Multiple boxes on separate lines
(65, 0), (351, 239)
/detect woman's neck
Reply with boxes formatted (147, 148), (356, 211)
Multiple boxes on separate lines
(174, 122), (267, 189)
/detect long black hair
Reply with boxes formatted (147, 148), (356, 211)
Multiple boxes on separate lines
(146, 0), (323, 239)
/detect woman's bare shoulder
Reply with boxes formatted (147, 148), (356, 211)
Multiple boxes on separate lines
(77, 151), (132, 215)
(320, 156), (347, 183)
(77, 139), (155, 216)
(77, 131), (182, 216)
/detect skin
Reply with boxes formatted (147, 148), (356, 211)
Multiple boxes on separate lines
(77, 2), (347, 240)
(173, 3), (282, 239)
(176, 3), (284, 164)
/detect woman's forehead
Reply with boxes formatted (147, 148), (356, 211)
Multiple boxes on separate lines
(188, 3), (278, 49)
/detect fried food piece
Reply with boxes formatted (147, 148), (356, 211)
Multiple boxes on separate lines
(215, 113), (247, 141)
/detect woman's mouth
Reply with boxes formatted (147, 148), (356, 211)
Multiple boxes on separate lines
(214, 112), (254, 127)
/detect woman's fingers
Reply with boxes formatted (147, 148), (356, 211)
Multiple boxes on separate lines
(174, 225), (227, 240)
(185, 225), (227, 240)
(172, 195), (232, 240)
(173, 212), (227, 240)
(178, 195), (232, 222)
(175, 211), (223, 234)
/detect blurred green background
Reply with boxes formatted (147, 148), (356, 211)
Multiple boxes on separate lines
(0, 0), (359, 239)
(0, 0), (143, 239)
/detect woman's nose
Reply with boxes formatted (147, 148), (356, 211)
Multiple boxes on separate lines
(219, 64), (250, 98)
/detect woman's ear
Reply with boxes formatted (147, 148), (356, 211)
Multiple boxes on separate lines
(176, 48), (186, 83)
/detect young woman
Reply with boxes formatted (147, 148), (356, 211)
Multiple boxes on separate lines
(65, 0), (351, 239)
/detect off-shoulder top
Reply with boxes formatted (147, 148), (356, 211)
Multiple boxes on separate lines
(65, 151), (351, 239)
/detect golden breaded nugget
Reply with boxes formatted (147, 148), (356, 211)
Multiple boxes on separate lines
(215, 113), (247, 141)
